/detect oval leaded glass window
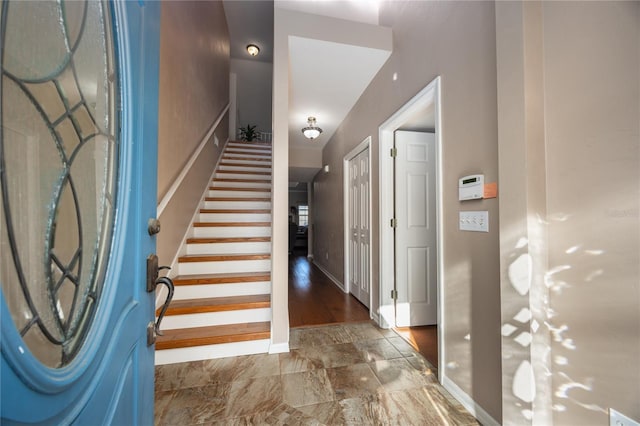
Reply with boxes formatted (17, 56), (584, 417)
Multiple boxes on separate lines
(0, 0), (118, 368)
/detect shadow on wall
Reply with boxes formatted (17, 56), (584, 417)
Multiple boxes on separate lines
(501, 211), (626, 423)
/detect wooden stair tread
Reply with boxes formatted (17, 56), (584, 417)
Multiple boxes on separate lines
(205, 197), (271, 202)
(161, 294), (270, 316)
(179, 253), (271, 262)
(215, 170), (271, 176)
(155, 321), (271, 350)
(194, 221), (270, 227)
(173, 272), (271, 285)
(187, 236), (271, 243)
(209, 187), (271, 192)
(200, 209), (271, 214)
(224, 147), (271, 158)
(212, 178), (270, 183)
(219, 162), (271, 168)
(223, 156), (271, 161)
(228, 141), (271, 148)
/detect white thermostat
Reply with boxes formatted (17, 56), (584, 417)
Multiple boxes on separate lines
(459, 174), (484, 200)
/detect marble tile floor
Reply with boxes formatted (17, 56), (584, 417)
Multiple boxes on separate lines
(155, 322), (479, 425)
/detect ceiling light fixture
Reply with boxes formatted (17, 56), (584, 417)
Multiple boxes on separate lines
(302, 116), (322, 140)
(246, 44), (260, 56)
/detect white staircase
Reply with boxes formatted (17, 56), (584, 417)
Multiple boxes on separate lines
(155, 141), (273, 365)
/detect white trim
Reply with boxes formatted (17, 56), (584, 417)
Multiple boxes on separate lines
(312, 260), (345, 292)
(268, 342), (289, 354)
(378, 77), (444, 384)
(442, 376), (500, 426)
(343, 136), (373, 310)
(157, 103), (230, 217)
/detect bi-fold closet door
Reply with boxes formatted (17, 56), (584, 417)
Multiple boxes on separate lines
(348, 147), (370, 308)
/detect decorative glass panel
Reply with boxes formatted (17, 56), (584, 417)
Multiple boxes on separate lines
(0, 0), (118, 368)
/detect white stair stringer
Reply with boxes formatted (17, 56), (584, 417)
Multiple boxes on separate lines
(155, 141), (274, 365)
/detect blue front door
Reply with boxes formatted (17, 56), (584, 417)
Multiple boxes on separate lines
(0, 1), (160, 424)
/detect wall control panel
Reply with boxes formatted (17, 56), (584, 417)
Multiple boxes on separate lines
(459, 174), (484, 200)
(459, 211), (489, 232)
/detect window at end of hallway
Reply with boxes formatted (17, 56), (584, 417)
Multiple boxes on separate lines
(298, 205), (309, 227)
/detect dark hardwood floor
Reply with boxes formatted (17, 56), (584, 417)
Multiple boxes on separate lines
(288, 252), (370, 327)
(287, 251), (438, 368)
(394, 325), (438, 368)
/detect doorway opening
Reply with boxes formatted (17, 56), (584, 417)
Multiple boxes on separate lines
(378, 77), (443, 378)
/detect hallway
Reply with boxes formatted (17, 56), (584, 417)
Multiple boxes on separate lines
(288, 254), (370, 327)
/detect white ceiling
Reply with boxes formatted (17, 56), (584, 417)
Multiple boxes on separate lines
(223, 1), (274, 63)
(288, 36), (391, 150)
(224, 1), (401, 182)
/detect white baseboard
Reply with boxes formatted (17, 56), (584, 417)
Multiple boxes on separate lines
(268, 342), (289, 354)
(312, 260), (345, 292)
(370, 310), (380, 325)
(442, 375), (500, 426)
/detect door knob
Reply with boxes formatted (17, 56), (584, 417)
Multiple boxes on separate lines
(148, 218), (161, 235)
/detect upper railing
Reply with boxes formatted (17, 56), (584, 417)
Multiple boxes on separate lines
(235, 130), (272, 143)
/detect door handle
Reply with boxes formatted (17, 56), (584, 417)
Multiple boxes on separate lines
(146, 254), (175, 345)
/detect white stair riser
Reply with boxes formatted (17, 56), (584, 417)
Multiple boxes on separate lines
(211, 181), (271, 189)
(204, 200), (270, 209)
(186, 241), (271, 255)
(179, 259), (271, 275)
(199, 213), (271, 222)
(208, 190), (270, 198)
(173, 281), (271, 300)
(155, 339), (271, 365)
(193, 226), (271, 238)
(215, 173), (271, 181)
(222, 158), (272, 166)
(219, 165), (272, 173)
(161, 308), (271, 330)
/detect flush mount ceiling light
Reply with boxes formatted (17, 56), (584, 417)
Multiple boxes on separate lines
(246, 44), (260, 56)
(302, 116), (323, 140)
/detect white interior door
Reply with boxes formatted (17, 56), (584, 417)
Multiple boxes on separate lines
(348, 147), (370, 308)
(394, 130), (436, 326)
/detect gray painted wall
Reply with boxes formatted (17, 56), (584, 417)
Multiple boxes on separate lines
(157, 1), (229, 268)
(231, 58), (273, 137)
(312, 1), (502, 420)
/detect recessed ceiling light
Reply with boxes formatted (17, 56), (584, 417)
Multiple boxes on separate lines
(246, 44), (260, 57)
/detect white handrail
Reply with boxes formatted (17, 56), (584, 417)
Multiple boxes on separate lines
(157, 103), (230, 217)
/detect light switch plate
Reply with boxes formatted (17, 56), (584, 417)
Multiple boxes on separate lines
(459, 211), (489, 232)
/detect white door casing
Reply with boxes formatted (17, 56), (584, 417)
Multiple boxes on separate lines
(394, 131), (437, 326)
